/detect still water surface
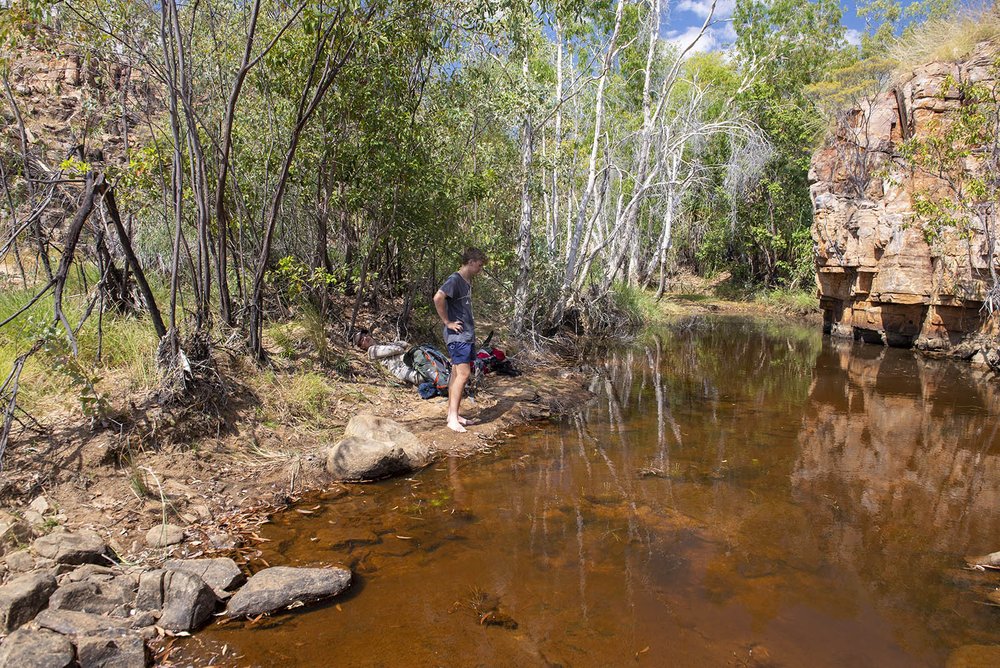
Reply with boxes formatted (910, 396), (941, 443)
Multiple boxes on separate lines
(181, 316), (1000, 667)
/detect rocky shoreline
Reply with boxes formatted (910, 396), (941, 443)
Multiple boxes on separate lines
(0, 363), (596, 666)
(0, 528), (353, 667)
(0, 414), (481, 666)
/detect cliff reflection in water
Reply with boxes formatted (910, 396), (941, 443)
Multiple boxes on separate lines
(179, 317), (1000, 667)
(791, 339), (1000, 652)
(794, 340), (1000, 549)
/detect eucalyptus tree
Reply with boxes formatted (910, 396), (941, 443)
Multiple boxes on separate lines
(729, 0), (851, 287)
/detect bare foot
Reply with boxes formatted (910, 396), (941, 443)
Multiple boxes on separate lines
(457, 416), (469, 425)
(447, 419), (467, 433)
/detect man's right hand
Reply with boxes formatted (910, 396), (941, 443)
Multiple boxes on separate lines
(447, 320), (464, 333)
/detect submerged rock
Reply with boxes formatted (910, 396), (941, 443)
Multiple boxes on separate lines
(965, 550), (1000, 569)
(0, 627), (74, 668)
(946, 644), (1000, 668)
(226, 566), (351, 618)
(0, 571), (57, 632)
(32, 530), (110, 565)
(326, 414), (431, 481)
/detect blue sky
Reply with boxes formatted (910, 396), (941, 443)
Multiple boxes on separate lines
(663, 0), (884, 53)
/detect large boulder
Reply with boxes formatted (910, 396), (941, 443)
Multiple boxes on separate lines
(326, 414), (431, 481)
(164, 558), (244, 597)
(0, 572), (57, 632)
(0, 627), (74, 668)
(32, 530), (110, 565)
(810, 42), (1000, 355)
(226, 566), (351, 618)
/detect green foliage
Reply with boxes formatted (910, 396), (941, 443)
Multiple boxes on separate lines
(38, 325), (110, 421)
(59, 156), (92, 176)
(900, 58), (1000, 265)
(755, 287), (820, 314)
(857, 0), (957, 57)
(688, 0), (856, 289)
(266, 256), (342, 303)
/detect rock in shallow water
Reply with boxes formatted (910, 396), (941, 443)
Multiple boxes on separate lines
(0, 627), (74, 668)
(226, 566), (351, 618)
(946, 644), (1000, 668)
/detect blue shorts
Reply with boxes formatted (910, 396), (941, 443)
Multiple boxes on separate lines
(447, 341), (475, 365)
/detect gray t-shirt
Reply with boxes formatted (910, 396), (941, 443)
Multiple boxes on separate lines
(439, 272), (474, 344)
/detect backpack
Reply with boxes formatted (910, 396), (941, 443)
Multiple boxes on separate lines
(475, 342), (521, 377)
(403, 345), (451, 391)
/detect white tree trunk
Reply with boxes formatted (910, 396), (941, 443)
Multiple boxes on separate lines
(553, 0), (625, 322)
(513, 49), (534, 334)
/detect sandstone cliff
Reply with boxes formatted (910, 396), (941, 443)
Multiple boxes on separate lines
(810, 43), (1000, 363)
(2, 31), (149, 167)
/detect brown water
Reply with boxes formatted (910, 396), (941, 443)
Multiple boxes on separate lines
(178, 316), (1000, 667)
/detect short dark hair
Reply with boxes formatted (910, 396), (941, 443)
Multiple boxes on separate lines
(351, 329), (370, 347)
(461, 247), (487, 265)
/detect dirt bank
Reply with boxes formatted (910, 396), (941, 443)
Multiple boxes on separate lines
(0, 346), (594, 576)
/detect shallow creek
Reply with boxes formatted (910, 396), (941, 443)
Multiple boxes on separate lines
(178, 316), (1000, 667)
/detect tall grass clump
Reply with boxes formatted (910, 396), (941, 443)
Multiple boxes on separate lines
(755, 287), (820, 314)
(0, 265), (163, 414)
(892, 7), (1000, 67)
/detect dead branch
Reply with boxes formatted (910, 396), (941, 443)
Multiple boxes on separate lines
(0, 339), (45, 473)
(53, 170), (101, 355)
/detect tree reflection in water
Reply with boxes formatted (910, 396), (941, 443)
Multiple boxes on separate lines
(179, 316), (1000, 668)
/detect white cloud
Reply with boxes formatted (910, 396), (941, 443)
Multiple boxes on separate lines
(717, 20), (737, 43)
(666, 25), (721, 55)
(675, 0), (736, 21)
(845, 28), (862, 46)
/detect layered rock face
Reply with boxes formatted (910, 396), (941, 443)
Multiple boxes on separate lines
(3, 32), (150, 166)
(810, 45), (999, 357)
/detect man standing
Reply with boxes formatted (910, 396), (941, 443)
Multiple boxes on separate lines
(433, 248), (487, 433)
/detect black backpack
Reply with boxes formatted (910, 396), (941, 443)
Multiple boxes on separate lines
(403, 345), (451, 391)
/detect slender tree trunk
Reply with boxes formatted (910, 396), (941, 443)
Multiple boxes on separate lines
(99, 184), (167, 337)
(53, 172), (99, 355)
(548, 18), (563, 258)
(161, 2), (189, 333)
(249, 12), (362, 360)
(167, 0), (214, 328)
(625, 0), (661, 286)
(553, 0), (624, 324)
(513, 107), (533, 334)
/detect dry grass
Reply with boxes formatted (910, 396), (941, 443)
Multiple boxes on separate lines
(892, 8), (1000, 68)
